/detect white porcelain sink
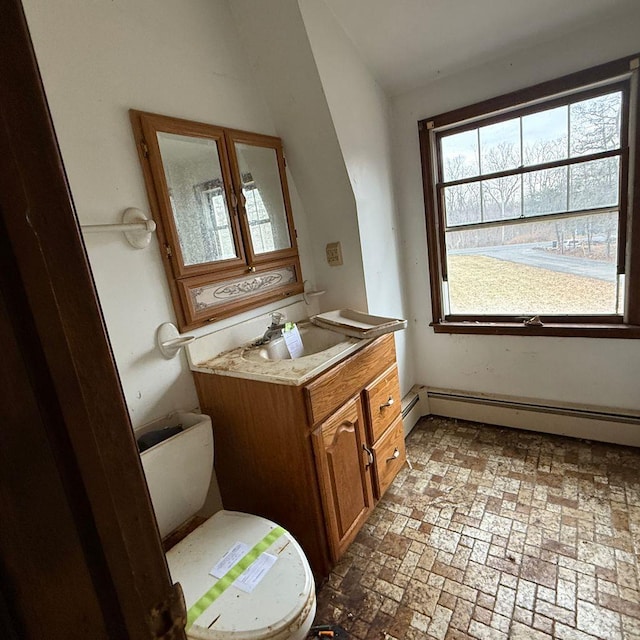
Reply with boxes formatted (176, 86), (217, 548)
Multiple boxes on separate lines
(242, 324), (348, 362)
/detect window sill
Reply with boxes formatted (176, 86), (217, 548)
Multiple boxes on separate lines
(431, 321), (640, 339)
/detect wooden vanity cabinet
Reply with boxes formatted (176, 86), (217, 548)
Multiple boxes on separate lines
(192, 333), (406, 580)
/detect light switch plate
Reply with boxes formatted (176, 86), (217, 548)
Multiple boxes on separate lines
(326, 242), (343, 266)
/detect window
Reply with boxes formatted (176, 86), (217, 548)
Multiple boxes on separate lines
(419, 55), (640, 337)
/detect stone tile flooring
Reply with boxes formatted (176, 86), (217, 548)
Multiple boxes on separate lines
(314, 416), (640, 639)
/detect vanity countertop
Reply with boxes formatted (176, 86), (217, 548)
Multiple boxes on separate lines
(190, 334), (369, 386)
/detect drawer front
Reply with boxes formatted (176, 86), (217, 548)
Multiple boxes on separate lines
(364, 365), (401, 443)
(305, 334), (395, 426)
(372, 416), (406, 498)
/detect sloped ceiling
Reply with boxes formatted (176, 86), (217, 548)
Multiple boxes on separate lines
(324, 0), (640, 96)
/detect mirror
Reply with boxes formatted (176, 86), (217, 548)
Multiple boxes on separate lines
(233, 142), (292, 254)
(130, 111), (303, 330)
(156, 132), (238, 266)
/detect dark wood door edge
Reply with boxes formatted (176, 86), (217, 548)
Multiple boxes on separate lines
(0, 2), (183, 638)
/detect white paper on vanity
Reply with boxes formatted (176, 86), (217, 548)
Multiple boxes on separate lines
(282, 323), (304, 359)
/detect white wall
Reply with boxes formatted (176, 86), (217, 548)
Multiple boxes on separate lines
(228, 0), (368, 314)
(296, 0), (413, 395)
(392, 9), (640, 412)
(22, 0), (317, 427)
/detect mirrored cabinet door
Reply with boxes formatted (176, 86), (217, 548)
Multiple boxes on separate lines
(136, 113), (247, 277)
(156, 131), (239, 266)
(227, 130), (298, 264)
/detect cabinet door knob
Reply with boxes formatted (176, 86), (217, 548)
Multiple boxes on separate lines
(248, 265), (256, 273)
(380, 396), (394, 410)
(362, 444), (374, 468)
(386, 448), (400, 463)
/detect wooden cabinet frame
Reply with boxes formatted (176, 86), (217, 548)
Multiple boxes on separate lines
(130, 111), (304, 331)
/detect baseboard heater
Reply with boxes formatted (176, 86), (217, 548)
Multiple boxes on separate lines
(400, 387), (423, 438)
(425, 387), (640, 446)
(402, 391), (420, 419)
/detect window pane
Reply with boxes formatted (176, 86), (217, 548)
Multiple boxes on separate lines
(481, 175), (521, 222)
(441, 129), (479, 181)
(570, 91), (622, 157)
(569, 156), (619, 210)
(480, 118), (521, 173)
(522, 106), (568, 165)
(445, 213), (619, 315)
(444, 182), (481, 226)
(523, 167), (568, 217)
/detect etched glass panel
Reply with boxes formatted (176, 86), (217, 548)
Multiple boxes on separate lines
(189, 265), (297, 311)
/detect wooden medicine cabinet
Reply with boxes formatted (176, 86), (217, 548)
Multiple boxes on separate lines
(130, 110), (303, 331)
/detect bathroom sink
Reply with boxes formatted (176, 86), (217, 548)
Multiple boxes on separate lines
(242, 324), (348, 362)
(192, 320), (367, 385)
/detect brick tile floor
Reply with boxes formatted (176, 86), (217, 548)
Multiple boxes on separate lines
(313, 416), (640, 639)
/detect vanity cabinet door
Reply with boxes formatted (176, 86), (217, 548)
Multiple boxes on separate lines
(312, 396), (374, 562)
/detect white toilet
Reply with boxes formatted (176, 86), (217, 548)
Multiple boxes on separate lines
(139, 412), (316, 639)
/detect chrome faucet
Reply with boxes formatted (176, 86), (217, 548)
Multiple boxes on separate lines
(260, 312), (286, 344)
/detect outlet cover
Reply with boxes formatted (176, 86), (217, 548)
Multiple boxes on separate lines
(326, 242), (343, 266)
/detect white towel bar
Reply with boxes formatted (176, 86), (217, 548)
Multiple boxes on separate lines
(81, 208), (156, 249)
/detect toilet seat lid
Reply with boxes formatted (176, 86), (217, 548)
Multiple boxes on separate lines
(166, 510), (314, 640)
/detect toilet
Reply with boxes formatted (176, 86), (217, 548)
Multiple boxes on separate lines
(139, 412), (316, 639)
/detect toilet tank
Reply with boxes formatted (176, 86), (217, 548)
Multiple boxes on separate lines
(138, 412), (213, 539)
